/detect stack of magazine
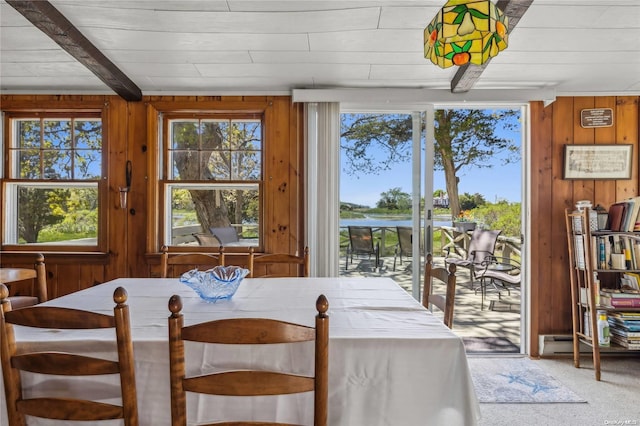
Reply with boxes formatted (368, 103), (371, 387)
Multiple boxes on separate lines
(607, 311), (640, 349)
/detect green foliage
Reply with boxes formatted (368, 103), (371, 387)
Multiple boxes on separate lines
(376, 187), (411, 210)
(340, 113), (412, 175)
(14, 117), (102, 243)
(472, 201), (521, 237)
(340, 110), (521, 218)
(340, 211), (366, 219)
(341, 201), (369, 210)
(459, 192), (487, 211)
(433, 109), (520, 171)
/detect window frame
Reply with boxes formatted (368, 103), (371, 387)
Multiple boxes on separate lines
(159, 112), (264, 251)
(1, 110), (107, 252)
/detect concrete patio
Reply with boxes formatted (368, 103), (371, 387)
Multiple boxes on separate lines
(340, 253), (522, 353)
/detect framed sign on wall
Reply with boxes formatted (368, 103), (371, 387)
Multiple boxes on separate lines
(563, 144), (633, 180)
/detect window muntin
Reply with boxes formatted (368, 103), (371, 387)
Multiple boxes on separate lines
(3, 116), (102, 247)
(163, 116), (262, 248)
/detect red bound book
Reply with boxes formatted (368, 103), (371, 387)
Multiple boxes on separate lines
(601, 296), (640, 308)
(607, 203), (627, 232)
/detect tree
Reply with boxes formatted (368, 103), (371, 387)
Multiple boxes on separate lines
(377, 187), (411, 210)
(171, 120), (260, 232)
(459, 192), (487, 211)
(341, 110), (520, 218)
(434, 109), (518, 218)
(16, 118), (97, 242)
(341, 114), (412, 174)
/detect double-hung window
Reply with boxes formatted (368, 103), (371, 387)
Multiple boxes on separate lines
(161, 114), (262, 248)
(2, 113), (103, 249)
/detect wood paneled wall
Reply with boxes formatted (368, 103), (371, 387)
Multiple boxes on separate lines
(1, 95), (304, 296)
(530, 96), (640, 356)
(3, 94), (640, 357)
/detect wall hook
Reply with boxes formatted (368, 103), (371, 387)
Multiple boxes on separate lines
(119, 160), (132, 209)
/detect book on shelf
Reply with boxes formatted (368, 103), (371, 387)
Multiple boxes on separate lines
(608, 311), (640, 323)
(610, 334), (640, 349)
(600, 289), (640, 298)
(604, 197), (640, 232)
(623, 196), (640, 232)
(620, 273), (640, 290)
(609, 326), (640, 338)
(607, 202), (627, 232)
(600, 295), (640, 308)
(609, 316), (640, 331)
(624, 197), (640, 232)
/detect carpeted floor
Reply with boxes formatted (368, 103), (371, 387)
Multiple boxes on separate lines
(462, 336), (520, 353)
(468, 357), (586, 403)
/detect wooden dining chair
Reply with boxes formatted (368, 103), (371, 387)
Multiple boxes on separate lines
(0, 283), (138, 426)
(168, 293), (329, 426)
(160, 245), (225, 278)
(248, 246), (310, 278)
(423, 253), (457, 329)
(1, 253), (48, 310)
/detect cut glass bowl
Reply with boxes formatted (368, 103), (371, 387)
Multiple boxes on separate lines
(180, 265), (249, 302)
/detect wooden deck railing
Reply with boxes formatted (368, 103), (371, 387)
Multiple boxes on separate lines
(340, 225), (521, 261)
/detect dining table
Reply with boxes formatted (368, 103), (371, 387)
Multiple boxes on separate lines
(1, 276), (480, 425)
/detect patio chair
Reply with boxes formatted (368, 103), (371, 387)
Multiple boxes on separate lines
(168, 293), (329, 426)
(192, 232), (221, 246)
(393, 226), (422, 271)
(444, 228), (501, 286)
(477, 255), (521, 310)
(209, 226), (240, 245)
(423, 253), (457, 329)
(345, 226), (380, 271)
(0, 284), (138, 426)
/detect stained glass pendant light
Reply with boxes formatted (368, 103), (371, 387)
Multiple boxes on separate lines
(424, 0), (508, 68)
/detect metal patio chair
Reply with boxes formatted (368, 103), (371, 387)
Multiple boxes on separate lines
(345, 226), (381, 271)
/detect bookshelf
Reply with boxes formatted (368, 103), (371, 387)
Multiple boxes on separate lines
(565, 208), (640, 381)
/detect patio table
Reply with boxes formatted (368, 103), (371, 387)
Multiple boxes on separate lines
(1, 276), (479, 425)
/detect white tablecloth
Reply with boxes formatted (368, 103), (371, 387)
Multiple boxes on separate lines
(1, 277), (479, 425)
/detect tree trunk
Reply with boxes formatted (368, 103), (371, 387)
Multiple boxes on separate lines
(443, 155), (460, 219)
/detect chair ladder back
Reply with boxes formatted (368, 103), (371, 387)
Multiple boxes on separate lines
(0, 289), (25, 426)
(167, 293), (329, 426)
(248, 246), (310, 278)
(423, 254), (457, 329)
(0, 284), (139, 426)
(34, 253), (48, 304)
(161, 245), (226, 278)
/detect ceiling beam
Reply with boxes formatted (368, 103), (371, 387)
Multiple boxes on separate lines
(450, 0), (533, 94)
(6, 0), (142, 101)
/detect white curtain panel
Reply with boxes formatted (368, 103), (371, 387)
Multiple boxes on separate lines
(305, 102), (340, 277)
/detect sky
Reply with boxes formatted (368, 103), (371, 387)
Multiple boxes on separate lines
(339, 112), (522, 208)
(340, 160), (522, 208)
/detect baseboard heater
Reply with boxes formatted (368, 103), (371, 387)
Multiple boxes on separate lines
(539, 335), (591, 356)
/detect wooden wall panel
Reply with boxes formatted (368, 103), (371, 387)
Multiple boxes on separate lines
(127, 101), (149, 278)
(549, 98), (574, 340)
(3, 93), (638, 358)
(530, 96), (640, 357)
(529, 100), (553, 356)
(105, 97), (129, 281)
(2, 95), (304, 296)
(594, 97), (618, 208)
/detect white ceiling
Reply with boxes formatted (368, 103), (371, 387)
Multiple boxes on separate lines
(1, 0), (639, 99)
